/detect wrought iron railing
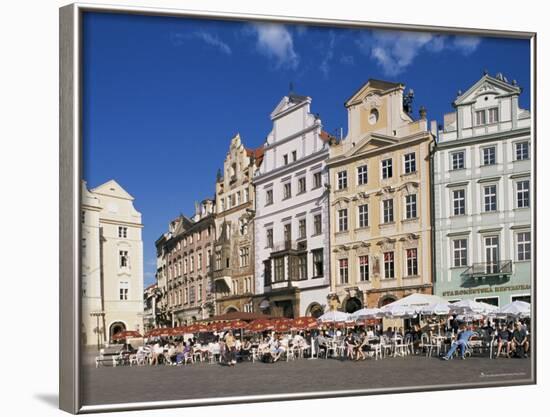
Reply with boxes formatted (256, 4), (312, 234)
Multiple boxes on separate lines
(461, 260), (513, 283)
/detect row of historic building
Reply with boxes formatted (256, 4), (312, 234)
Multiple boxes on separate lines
(145, 72), (531, 328)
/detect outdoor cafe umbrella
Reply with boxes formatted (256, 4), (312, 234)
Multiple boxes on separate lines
(499, 301), (530, 318)
(317, 310), (350, 323)
(247, 319), (273, 332)
(381, 293), (449, 315)
(112, 330), (142, 341)
(291, 316), (318, 330)
(273, 321), (292, 333)
(350, 307), (383, 320)
(229, 320), (249, 330)
(419, 303), (451, 316)
(381, 304), (416, 318)
(450, 299), (499, 316)
(144, 327), (173, 338)
(184, 323), (210, 334)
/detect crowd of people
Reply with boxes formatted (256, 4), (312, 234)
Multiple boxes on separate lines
(113, 316), (531, 367)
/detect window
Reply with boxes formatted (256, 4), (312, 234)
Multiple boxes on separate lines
(240, 247), (250, 267)
(232, 280), (239, 295)
(298, 177), (306, 194)
(483, 185), (497, 212)
(313, 214), (322, 235)
(312, 249), (324, 277)
(244, 188), (249, 202)
(266, 189), (273, 206)
(119, 250), (129, 268)
(298, 218), (306, 239)
(236, 191), (241, 205)
(382, 158), (393, 179)
(206, 249), (211, 268)
(274, 257), (285, 282)
(452, 239), (468, 267)
(451, 151), (465, 170)
(119, 281), (129, 301)
(339, 259), (349, 284)
(184, 258), (188, 274)
(359, 256), (369, 281)
(220, 198), (225, 211)
(357, 165), (368, 185)
(515, 141), (529, 161)
(283, 154), (288, 165)
(482, 146), (496, 166)
(197, 253), (203, 270)
(358, 204), (369, 228)
(264, 260), (272, 286)
(384, 252), (395, 279)
(284, 223), (292, 243)
(405, 194), (417, 219)
(293, 254), (307, 280)
(215, 252), (221, 270)
(338, 209), (348, 232)
(517, 232), (531, 261)
(452, 189), (466, 216)
(517, 180), (530, 208)
(189, 286), (195, 304)
(475, 110), (486, 126)
(383, 199), (394, 223)
(404, 153), (416, 174)
(292, 150), (297, 162)
(406, 248), (418, 276)
(283, 183), (291, 199)
(190, 255), (195, 272)
(266, 228), (273, 248)
(337, 170), (348, 190)
(118, 226), (128, 238)
(488, 108), (499, 124)
(198, 283), (202, 301)
(81, 210), (85, 224)
(313, 172), (322, 189)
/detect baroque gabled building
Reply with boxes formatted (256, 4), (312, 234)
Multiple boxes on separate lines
(81, 180), (144, 346)
(253, 93), (332, 318)
(213, 134), (264, 314)
(160, 199), (216, 325)
(327, 79), (435, 311)
(433, 72), (532, 306)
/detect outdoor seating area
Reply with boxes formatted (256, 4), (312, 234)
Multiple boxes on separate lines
(97, 296), (531, 368)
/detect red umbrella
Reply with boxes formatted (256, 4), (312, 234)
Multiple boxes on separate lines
(112, 330), (142, 340)
(273, 322), (292, 332)
(185, 323), (210, 334)
(247, 319), (273, 332)
(144, 328), (172, 338)
(230, 320), (249, 330)
(292, 317), (318, 330)
(272, 317), (292, 324)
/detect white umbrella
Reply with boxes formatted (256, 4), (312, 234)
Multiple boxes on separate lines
(499, 301), (530, 317)
(317, 310), (350, 323)
(350, 308), (383, 320)
(382, 304), (416, 318)
(419, 303), (450, 316)
(450, 299), (499, 315)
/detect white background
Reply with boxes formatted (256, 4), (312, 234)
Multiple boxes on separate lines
(0, 0), (547, 415)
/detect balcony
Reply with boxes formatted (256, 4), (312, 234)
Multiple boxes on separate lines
(460, 260), (512, 286)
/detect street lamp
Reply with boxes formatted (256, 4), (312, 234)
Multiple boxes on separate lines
(90, 311), (105, 351)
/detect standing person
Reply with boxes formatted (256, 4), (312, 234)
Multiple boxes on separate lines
(448, 314), (460, 334)
(441, 325), (474, 360)
(344, 332), (357, 360)
(224, 330), (237, 366)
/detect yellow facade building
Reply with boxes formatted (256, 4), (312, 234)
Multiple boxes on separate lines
(327, 79), (435, 311)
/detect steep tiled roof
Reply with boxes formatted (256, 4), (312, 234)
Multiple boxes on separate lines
(319, 130), (337, 143)
(246, 146), (265, 167)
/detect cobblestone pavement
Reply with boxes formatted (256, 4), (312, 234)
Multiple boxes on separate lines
(81, 353), (532, 406)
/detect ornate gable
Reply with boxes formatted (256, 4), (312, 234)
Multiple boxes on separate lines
(454, 74), (521, 106)
(343, 134), (398, 159)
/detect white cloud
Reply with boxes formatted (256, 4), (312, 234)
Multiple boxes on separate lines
(340, 55), (355, 65)
(357, 30), (482, 76)
(249, 23), (299, 69)
(452, 36), (482, 55)
(320, 32), (336, 79)
(170, 31), (232, 55)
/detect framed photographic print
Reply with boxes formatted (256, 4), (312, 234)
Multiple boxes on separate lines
(59, 2), (536, 413)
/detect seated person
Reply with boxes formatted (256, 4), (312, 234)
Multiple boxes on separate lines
(511, 322), (529, 358)
(269, 336), (285, 362)
(442, 325), (475, 360)
(355, 332), (369, 361)
(496, 324), (512, 358)
(239, 339), (252, 361)
(344, 333), (357, 360)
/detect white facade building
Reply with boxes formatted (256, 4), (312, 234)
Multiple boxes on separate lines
(253, 93), (332, 318)
(433, 73), (532, 306)
(81, 180), (144, 346)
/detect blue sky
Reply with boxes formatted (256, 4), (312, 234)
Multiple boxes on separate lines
(82, 12), (531, 286)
